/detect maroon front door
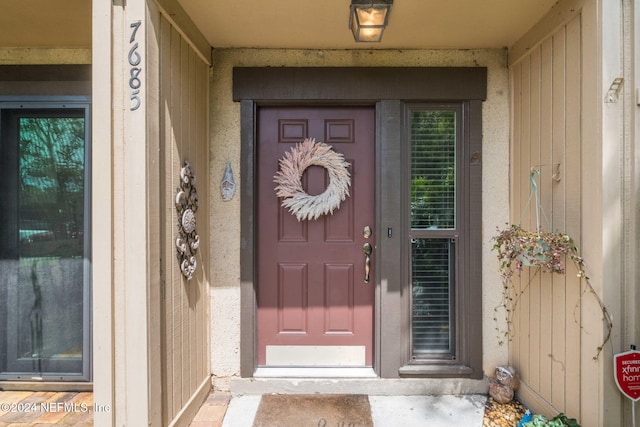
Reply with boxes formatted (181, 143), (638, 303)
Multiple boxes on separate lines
(257, 106), (375, 367)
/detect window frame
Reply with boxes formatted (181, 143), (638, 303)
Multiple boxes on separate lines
(399, 101), (482, 378)
(405, 104), (464, 363)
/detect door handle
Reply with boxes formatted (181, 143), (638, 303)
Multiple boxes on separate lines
(363, 243), (372, 283)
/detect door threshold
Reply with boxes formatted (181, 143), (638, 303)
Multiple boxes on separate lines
(229, 376), (490, 396)
(254, 367), (377, 378)
(0, 381), (92, 392)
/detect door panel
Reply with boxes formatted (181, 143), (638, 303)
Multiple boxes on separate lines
(257, 106), (375, 367)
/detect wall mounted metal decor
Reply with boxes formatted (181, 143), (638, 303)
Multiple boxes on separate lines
(274, 138), (351, 221)
(175, 161), (200, 280)
(221, 162), (237, 201)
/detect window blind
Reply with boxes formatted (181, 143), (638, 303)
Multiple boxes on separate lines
(411, 238), (453, 355)
(409, 108), (457, 358)
(410, 110), (456, 230)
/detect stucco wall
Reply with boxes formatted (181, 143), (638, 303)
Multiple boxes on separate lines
(0, 48), (91, 64)
(209, 48), (510, 382)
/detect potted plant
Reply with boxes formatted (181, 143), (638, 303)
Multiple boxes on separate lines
(492, 171), (612, 359)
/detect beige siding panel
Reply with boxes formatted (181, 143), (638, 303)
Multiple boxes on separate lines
(160, 15), (174, 424)
(509, 61), (521, 365)
(147, 5), (163, 424)
(579, 0), (606, 422)
(195, 57), (207, 384)
(538, 37), (554, 401)
(509, 11), (584, 421)
(180, 35), (191, 405)
(195, 56), (210, 426)
(563, 14), (582, 419)
(170, 24), (184, 418)
(200, 62), (210, 384)
(188, 44), (198, 396)
(550, 25), (567, 411)
(198, 84), (209, 374)
(528, 45), (542, 394)
(159, 12), (211, 425)
(517, 54), (532, 383)
(154, 0), (210, 65)
(516, 51), (538, 378)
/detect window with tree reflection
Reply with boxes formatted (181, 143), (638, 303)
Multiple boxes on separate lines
(0, 106), (89, 379)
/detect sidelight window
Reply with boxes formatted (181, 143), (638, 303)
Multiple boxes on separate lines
(408, 106), (461, 361)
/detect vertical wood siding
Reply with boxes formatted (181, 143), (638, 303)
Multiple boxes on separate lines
(509, 13), (584, 418)
(158, 13), (210, 425)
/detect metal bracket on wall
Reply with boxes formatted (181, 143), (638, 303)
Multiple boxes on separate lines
(552, 163), (561, 183)
(604, 77), (624, 103)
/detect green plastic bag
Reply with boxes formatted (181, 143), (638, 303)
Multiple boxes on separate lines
(522, 413), (580, 427)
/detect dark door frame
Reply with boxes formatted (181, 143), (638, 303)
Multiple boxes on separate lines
(0, 99), (92, 382)
(0, 65), (92, 386)
(235, 67), (486, 378)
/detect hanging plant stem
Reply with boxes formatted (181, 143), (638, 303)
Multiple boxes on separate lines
(493, 266), (540, 346)
(493, 170), (612, 359)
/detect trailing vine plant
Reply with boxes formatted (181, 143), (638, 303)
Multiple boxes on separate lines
(492, 170), (613, 360)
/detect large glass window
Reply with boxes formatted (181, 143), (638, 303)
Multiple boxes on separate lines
(408, 106), (460, 361)
(0, 103), (91, 380)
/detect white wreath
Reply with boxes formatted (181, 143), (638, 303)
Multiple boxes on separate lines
(274, 138), (351, 221)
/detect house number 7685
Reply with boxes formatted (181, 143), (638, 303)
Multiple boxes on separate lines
(129, 21), (142, 111)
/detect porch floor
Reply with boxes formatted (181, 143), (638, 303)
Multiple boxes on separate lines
(0, 390), (522, 426)
(0, 390), (230, 426)
(0, 390), (93, 426)
(190, 391), (230, 426)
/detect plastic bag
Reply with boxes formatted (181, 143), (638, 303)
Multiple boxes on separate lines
(495, 365), (520, 390)
(489, 381), (514, 404)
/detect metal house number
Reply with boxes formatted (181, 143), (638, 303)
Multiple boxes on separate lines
(129, 21), (142, 111)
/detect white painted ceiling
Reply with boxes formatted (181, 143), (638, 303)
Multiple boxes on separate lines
(0, 0), (558, 49)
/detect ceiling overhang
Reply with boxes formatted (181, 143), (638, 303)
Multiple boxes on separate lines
(177, 0), (558, 50)
(1, 1), (557, 52)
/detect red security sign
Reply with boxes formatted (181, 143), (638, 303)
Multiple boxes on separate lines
(614, 350), (640, 402)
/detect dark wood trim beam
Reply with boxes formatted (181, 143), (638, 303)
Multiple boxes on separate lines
(233, 67), (487, 102)
(377, 100), (403, 378)
(240, 99), (257, 378)
(466, 99), (484, 379)
(0, 65), (91, 96)
(0, 65), (91, 82)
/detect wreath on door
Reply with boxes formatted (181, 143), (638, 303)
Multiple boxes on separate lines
(274, 138), (351, 221)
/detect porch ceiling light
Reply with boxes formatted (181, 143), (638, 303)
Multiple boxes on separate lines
(349, 0), (393, 43)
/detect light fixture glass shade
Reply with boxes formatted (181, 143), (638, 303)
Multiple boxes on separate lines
(350, 1), (392, 42)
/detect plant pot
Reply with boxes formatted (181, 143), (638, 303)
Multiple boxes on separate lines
(516, 239), (550, 267)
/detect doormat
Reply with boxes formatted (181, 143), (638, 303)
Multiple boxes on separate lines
(252, 394), (373, 427)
